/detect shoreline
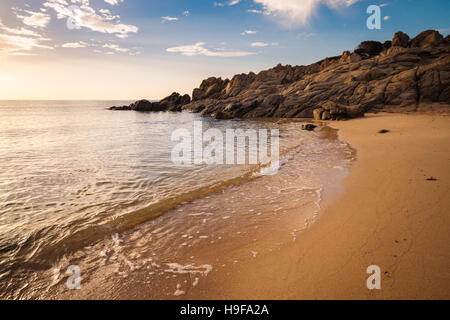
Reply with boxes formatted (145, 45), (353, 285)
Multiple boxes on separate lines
(31, 119), (351, 300)
(4, 112), (449, 300)
(187, 112), (450, 299)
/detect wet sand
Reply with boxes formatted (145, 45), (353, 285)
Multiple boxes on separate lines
(23, 113), (450, 300)
(190, 113), (450, 299)
(34, 122), (352, 300)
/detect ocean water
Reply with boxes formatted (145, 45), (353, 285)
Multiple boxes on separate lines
(0, 100), (354, 299)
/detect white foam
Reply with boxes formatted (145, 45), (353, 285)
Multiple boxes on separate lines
(165, 263), (213, 276)
(174, 284), (185, 296)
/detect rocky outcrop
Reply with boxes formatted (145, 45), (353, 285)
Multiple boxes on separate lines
(410, 30), (444, 48)
(179, 30), (450, 120)
(355, 41), (384, 57)
(158, 92), (191, 111)
(392, 31), (410, 48)
(110, 92), (190, 112)
(113, 30), (450, 120)
(313, 101), (363, 121)
(301, 124), (317, 131)
(193, 77), (229, 101)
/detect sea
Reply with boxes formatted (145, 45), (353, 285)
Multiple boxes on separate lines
(0, 100), (354, 299)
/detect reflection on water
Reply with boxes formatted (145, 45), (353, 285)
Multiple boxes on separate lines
(0, 101), (354, 299)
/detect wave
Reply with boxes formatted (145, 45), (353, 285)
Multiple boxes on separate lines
(0, 144), (303, 276)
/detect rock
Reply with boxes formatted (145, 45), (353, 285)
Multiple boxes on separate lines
(410, 30), (444, 48)
(378, 129), (390, 134)
(113, 92), (191, 112)
(153, 30), (450, 119)
(339, 51), (362, 64)
(109, 105), (131, 110)
(320, 56), (339, 71)
(129, 100), (158, 111)
(158, 92), (191, 111)
(321, 111), (331, 120)
(192, 77), (228, 101)
(383, 40), (392, 50)
(301, 124), (317, 131)
(355, 41), (384, 57)
(313, 108), (323, 120)
(392, 31), (410, 48)
(346, 106), (365, 118)
(339, 51), (351, 64)
(213, 111), (232, 120)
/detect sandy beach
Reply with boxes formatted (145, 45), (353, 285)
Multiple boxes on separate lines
(189, 113), (450, 299)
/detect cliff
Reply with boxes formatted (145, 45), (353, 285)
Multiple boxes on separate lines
(111, 30), (450, 120)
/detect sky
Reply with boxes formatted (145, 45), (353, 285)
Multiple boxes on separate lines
(0, 0), (449, 100)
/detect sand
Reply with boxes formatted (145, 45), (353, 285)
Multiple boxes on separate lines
(191, 113), (450, 299)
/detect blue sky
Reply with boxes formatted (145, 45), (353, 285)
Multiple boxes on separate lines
(0, 0), (449, 99)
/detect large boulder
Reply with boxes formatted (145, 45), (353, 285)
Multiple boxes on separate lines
(123, 92), (191, 112)
(110, 105), (131, 110)
(339, 51), (363, 64)
(391, 31), (410, 48)
(313, 108), (323, 120)
(192, 77), (228, 101)
(213, 111), (232, 120)
(129, 100), (162, 111)
(410, 30), (444, 48)
(301, 124), (317, 131)
(313, 102), (364, 121)
(159, 92), (191, 111)
(383, 40), (392, 50)
(355, 41), (384, 57)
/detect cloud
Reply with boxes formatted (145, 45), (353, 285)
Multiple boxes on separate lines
(98, 8), (120, 20)
(101, 43), (141, 55)
(183, 11), (191, 16)
(297, 31), (316, 38)
(61, 41), (87, 48)
(251, 41), (277, 47)
(43, 0), (138, 38)
(0, 33), (52, 55)
(252, 0), (360, 27)
(241, 30), (257, 35)
(0, 22), (42, 37)
(214, 0), (241, 7)
(384, 16), (390, 21)
(102, 43), (129, 52)
(104, 0), (124, 5)
(59, 39), (140, 55)
(0, 19), (53, 55)
(16, 10), (51, 28)
(161, 16), (179, 22)
(166, 42), (255, 57)
(248, 9), (270, 15)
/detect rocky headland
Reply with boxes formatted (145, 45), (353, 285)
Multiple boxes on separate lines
(111, 30), (450, 120)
